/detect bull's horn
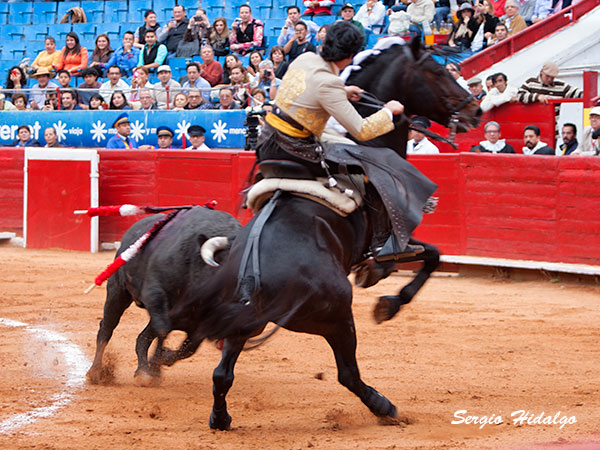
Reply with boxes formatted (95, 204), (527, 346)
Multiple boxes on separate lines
(201, 236), (230, 267)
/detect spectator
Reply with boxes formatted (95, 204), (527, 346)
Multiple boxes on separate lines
(44, 127), (62, 148)
(173, 92), (188, 111)
(247, 51), (263, 78)
(432, 0), (451, 31)
(109, 91), (132, 110)
(29, 68), (59, 110)
(249, 60), (281, 101)
(88, 94), (106, 110)
(470, 121), (515, 153)
(199, 46), (224, 86)
(12, 93), (29, 111)
(210, 17), (230, 57)
(185, 88), (212, 110)
(177, 25), (201, 58)
(488, 22), (509, 45)
(531, 0), (553, 23)
(229, 64), (251, 107)
(580, 107), (600, 155)
(480, 72), (518, 112)
(137, 89), (156, 110)
(467, 77), (486, 101)
(56, 69), (73, 89)
(106, 32), (139, 77)
(188, 125), (211, 150)
(41, 91), (59, 111)
(469, 0), (498, 52)
(77, 68), (101, 108)
(99, 66), (131, 100)
(10, 125), (40, 147)
(284, 21), (317, 63)
(31, 37), (61, 74)
(59, 89), (82, 110)
(522, 125), (554, 155)
(106, 113), (137, 149)
(222, 54), (241, 85)
(130, 67), (153, 103)
(446, 62), (469, 91)
(501, 0), (527, 36)
(447, 3), (475, 49)
(88, 34), (114, 77)
(519, 0), (537, 23)
(54, 31), (88, 75)
(302, 0), (334, 16)
(137, 29), (168, 72)
(0, 93), (17, 111)
(592, 128), (600, 155)
(3, 66), (27, 100)
(134, 10), (165, 50)
(315, 25), (329, 55)
(485, 74), (495, 91)
(278, 6), (319, 46)
(181, 62), (211, 102)
(216, 87), (241, 110)
(250, 87), (267, 106)
(355, 0), (387, 34)
(229, 5), (265, 56)
(270, 46), (289, 79)
(161, 5), (189, 57)
(558, 123), (578, 155)
(188, 8), (212, 42)
(153, 65), (182, 109)
(406, 0), (436, 39)
(339, 4), (366, 45)
(407, 116), (440, 154)
(156, 126), (175, 149)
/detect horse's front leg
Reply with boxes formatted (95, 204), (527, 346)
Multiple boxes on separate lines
(374, 239), (440, 323)
(209, 336), (247, 430)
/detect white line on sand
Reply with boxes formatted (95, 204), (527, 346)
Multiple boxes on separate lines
(0, 318), (90, 434)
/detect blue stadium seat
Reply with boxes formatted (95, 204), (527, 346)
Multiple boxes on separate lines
(32, 3), (57, 25)
(9, 2), (33, 26)
(168, 57), (189, 72)
(23, 25), (50, 43)
(1, 25), (25, 42)
(104, 1), (129, 23)
(49, 24), (74, 45)
(208, 4), (232, 20)
(73, 23), (97, 49)
(1, 41), (26, 61)
(177, 0), (201, 11)
(57, 2), (82, 22)
(97, 23), (122, 43)
(128, 0), (153, 24)
(268, 6), (289, 20)
(0, 60), (21, 77)
(0, 3), (8, 26)
(154, 0), (176, 23)
(312, 15), (336, 26)
(82, 1), (105, 24)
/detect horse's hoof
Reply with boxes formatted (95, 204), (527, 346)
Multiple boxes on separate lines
(209, 411), (232, 430)
(86, 368), (102, 385)
(133, 369), (161, 387)
(373, 295), (402, 324)
(86, 365), (115, 385)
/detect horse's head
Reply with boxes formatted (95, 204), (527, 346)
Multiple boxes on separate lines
(377, 39), (482, 133)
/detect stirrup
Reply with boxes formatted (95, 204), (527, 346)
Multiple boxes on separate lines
(373, 236), (425, 263)
(353, 258), (396, 288)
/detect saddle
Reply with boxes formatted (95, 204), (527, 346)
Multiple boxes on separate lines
(246, 160), (364, 216)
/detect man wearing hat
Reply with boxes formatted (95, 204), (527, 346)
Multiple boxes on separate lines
(339, 3), (366, 45)
(106, 113), (138, 149)
(467, 77), (486, 101)
(187, 125), (210, 150)
(28, 67), (59, 110)
(156, 126), (176, 149)
(152, 65), (182, 109)
(407, 116), (440, 155)
(517, 61), (582, 105)
(580, 107), (600, 155)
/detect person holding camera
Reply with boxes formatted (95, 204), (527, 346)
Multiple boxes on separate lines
(229, 5), (265, 56)
(283, 20), (317, 63)
(249, 60), (281, 102)
(189, 8), (212, 42)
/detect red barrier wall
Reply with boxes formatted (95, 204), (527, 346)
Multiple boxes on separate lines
(2, 148), (599, 266)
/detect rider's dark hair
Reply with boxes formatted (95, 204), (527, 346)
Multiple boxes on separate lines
(320, 21), (363, 62)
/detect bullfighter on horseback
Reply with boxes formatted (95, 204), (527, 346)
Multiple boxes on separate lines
(258, 21), (437, 283)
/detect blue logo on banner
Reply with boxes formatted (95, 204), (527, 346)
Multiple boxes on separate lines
(0, 110), (247, 148)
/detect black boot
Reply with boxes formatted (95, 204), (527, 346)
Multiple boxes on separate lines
(374, 235), (424, 263)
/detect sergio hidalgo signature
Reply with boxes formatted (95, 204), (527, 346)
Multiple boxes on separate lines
(452, 409), (577, 429)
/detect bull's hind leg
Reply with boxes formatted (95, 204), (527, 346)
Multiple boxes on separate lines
(325, 318), (397, 418)
(133, 322), (162, 386)
(374, 239), (440, 324)
(87, 281), (133, 384)
(209, 336), (247, 430)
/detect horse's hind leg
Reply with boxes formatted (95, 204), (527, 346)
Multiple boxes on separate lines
(325, 318), (397, 418)
(209, 336), (247, 430)
(374, 238), (440, 323)
(87, 281), (133, 384)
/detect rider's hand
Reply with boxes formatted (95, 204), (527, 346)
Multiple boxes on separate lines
(345, 85), (363, 101)
(384, 100), (404, 115)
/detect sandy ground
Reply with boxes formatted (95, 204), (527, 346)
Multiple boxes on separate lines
(0, 244), (599, 450)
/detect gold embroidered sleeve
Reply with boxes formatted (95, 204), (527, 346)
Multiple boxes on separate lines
(354, 109), (395, 141)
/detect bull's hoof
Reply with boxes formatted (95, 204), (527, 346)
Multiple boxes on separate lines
(209, 410), (232, 430)
(133, 369), (161, 387)
(373, 295), (403, 324)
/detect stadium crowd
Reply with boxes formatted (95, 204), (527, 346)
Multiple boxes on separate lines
(0, 0), (597, 154)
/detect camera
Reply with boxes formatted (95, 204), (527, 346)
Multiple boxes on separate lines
(244, 106), (266, 151)
(263, 69), (271, 78)
(44, 99), (51, 106)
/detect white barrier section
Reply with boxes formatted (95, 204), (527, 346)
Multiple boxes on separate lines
(0, 318), (89, 434)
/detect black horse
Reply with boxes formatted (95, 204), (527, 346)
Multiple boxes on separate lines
(162, 38), (482, 430)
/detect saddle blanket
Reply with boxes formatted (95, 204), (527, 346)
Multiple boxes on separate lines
(246, 177), (364, 216)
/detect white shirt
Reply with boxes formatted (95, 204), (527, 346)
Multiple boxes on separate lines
(407, 137), (440, 154)
(191, 143), (211, 151)
(354, 2), (386, 33)
(99, 79), (131, 100)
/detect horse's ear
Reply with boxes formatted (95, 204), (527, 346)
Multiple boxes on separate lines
(410, 37), (421, 59)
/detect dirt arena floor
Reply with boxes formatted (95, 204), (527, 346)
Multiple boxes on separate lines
(1, 244), (599, 450)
